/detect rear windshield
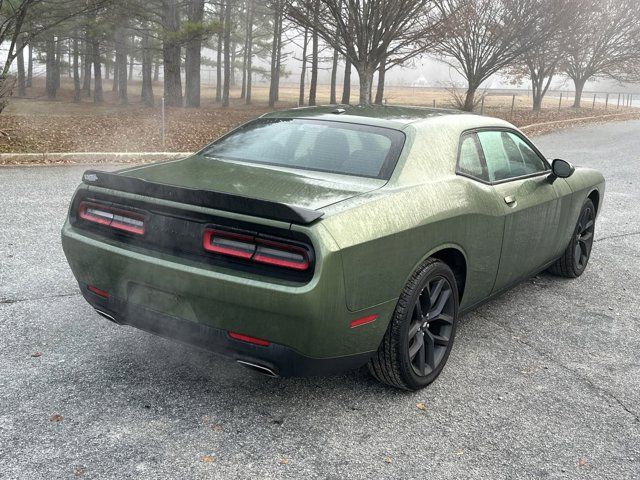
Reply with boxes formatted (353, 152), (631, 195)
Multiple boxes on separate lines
(200, 118), (405, 179)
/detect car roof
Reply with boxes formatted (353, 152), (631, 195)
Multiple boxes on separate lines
(260, 105), (515, 131)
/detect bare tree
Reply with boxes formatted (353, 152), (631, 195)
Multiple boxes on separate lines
(286, 0), (436, 105)
(431, 0), (554, 111)
(564, 0), (640, 108)
(185, 0), (205, 107)
(222, 0), (232, 106)
(268, 0), (283, 107)
(307, 1), (319, 106)
(162, 0), (182, 106)
(298, 26), (308, 106)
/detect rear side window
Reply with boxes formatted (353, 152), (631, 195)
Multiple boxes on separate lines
(457, 133), (488, 181)
(201, 118), (405, 179)
(477, 131), (548, 182)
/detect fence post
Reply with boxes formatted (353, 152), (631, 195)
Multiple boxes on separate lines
(558, 92), (562, 111)
(480, 96), (485, 115)
(510, 94), (515, 118)
(630, 94), (633, 107)
(617, 93), (621, 109)
(592, 93), (596, 109)
(161, 96), (165, 149)
(605, 93), (609, 110)
(433, 99), (436, 108)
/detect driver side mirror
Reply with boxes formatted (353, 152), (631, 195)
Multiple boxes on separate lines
(550, 158), (575, 179)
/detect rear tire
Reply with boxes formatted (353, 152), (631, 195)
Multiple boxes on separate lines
(548, 198), (595, 278)
(368, 258), (459, 391)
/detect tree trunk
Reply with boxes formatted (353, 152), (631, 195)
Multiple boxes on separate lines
(268, 1), (281, 107)
(54, 38), (62, 92)
(274, 12), (282, 102)
(240, 0), (252, 100)
(308, 3), (319, 106)
(115, 24), (128, 103)
(105, 56), (110, 80)
(463, 85), (477, 112)
(27, 43), (33, 87)
(112, 60), (119, 92)
(216, 4), (224, 102)
(572, 77), (586, 108)
(222, 1), (232, 107)
(73, 35), (81, 102)
(45, 36), (56, 99)
(141, 29), (155, 107)
(357, 65), (374, 106)
(230, 41), (236, 87)
(374, 57), (386, 105)
(163, 0), (183, 107)
(329, 49), (338, 104)
(93, 39), (103, 103)
(153, 59), (160, 81)
(245, 0), (254, 105)
(82, 37), (91, 95)
(17, 36), (26, 97)
(298, 27), (308, 106)
(341, 59), (351, 104)
(128, 42), (134, 80)
(185, 0), (204, 107)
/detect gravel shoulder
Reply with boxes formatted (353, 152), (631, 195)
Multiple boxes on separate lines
(1, 121), (639, 479)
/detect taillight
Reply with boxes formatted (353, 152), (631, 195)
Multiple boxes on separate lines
(203, 228), (310, 271)
(78, 201), (145, 235)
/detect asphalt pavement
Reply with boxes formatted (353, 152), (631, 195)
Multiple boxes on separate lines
(1, 121), (639, 479)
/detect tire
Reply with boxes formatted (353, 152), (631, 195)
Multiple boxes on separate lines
(368, 258), (459, 391)
(548, 198), (595, 278)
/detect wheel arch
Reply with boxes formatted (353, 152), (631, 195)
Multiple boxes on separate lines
(407, 244), (468, 304)
(587, 189), (600, 215)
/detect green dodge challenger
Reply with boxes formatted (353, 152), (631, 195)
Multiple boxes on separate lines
(61, 105), (604, 390)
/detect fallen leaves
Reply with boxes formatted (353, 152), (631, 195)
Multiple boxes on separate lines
(211, 424), (223, 432)
(50, 414), (63, 422)
(73, 467), (86, 477)
(279, 459), (289, 465)
(201, 455), (215, 463)
(384, 456), (392, 464)
(30, 352), (42, 358)
(416, 402), (427, 411)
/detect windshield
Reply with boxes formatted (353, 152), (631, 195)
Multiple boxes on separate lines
(200, 118), (405, 179)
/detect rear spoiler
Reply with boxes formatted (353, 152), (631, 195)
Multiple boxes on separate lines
(81, 170), (324, 225)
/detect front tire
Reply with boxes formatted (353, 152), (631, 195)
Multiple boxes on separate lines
(368, 258), (459, 391)
(549, 198), (595, 278)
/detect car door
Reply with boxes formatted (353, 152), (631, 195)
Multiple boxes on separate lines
(476, 129), (564, 293)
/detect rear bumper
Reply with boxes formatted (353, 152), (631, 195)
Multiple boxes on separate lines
(81, 284), (373, 377)
(62, 220), (396, 370)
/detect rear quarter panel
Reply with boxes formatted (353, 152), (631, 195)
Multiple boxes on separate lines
(320, 177), (505, 312)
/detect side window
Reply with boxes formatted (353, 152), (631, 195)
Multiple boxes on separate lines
(457, 134), (488, 181)
(477, 130), (547, 182)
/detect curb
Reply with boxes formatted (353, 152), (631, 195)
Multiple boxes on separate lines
(520, 112), (639, 131)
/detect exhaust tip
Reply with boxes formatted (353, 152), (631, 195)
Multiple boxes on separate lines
(237, 360), (278, 377)
(94, 308), (118, 323)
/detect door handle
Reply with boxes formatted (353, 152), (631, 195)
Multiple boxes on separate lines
(504, 195), (517, 206)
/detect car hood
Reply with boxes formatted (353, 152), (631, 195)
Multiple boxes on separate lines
(118, 155), (386, 211)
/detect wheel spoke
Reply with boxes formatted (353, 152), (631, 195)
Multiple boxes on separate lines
(574, 243), (582, 266)
(582, 219), (594, 232)
(429, 287), (451, 318)
(428, 278), (445, 308)
(580, 231), (593, 242)
(430, 332), (449, 347)
(408, 332), (423, 359)
(431, 313), (454, 325)
(424, 331), (435, 370)
(417, 342), (426, 374)
(413, 298), (424, 321)
(408, 320), (421, 339)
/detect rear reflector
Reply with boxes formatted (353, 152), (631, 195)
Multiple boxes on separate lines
(79, 201), (145, 235)
(203, 228), (310, 271)
(349, 314), (378, 328)
(228, 332), (270, 347)
(87, 285), (109, 298)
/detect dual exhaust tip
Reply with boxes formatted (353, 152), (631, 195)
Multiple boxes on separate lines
(236, 360), (278, 377)
(93, 308), (279, 377)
